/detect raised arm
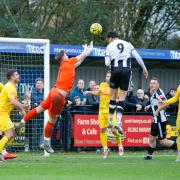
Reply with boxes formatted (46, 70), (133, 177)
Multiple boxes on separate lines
(75, 41), (93, 68)
(85, 90), (100, 96)
(105, 47), (111, 67)
(131, 49), (148, 78)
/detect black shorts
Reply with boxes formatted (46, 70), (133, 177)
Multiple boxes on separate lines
(110, 67), (132, 91)
(150, 121), (167, 140)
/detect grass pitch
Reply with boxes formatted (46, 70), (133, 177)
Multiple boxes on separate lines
(0, 151), (179, 180)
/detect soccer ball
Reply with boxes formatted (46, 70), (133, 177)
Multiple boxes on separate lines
(90, 23), (102, 35)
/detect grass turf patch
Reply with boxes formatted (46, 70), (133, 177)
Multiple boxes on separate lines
(0, 151), (179, 180)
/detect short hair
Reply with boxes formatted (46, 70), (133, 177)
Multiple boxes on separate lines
(77, 79), (84, 83)
(107, 32), (118, 38)
(151, 77), (160, 83)
(35, 78), (44, 83)
(54, 50), (65, 62)
(74, 96), (80, 100)
(169, 88), (176, 91)
(6, 70), (17, 80)
(106, 70), (111, 75)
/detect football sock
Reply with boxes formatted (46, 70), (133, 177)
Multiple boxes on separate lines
(44, 121), (55, 140)
(23, 108), (38, 122)
(177, 135), (180, 151)
(100, 132), (107, 150)
(1, 149), (7, 156)
(170, 141), (177, 150)
(147, 146), (154, 156)
(116, 101), (125, 125)
(0, 136), (8, 153)
(114, 131), (122, 146)
(109, 100), (116, 123)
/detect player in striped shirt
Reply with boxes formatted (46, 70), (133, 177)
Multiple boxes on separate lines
(105, 32), (148, 134)
(156, 84), (180, 161)
(144, 78), (177, 160)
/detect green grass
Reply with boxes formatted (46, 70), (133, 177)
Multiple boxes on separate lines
(0, 151), (180, 180)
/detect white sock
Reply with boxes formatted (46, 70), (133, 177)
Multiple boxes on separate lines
(116, 112), (122, 126)
(1, 149), (7, 156)
(178, 151), (180, 157)
(44, 137), (50, 141)
(21, 119), (25, 124)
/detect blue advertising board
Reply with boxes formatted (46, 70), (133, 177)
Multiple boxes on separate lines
(0, 42), (179, 60)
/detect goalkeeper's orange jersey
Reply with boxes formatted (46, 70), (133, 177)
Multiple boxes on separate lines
(0, 82), (17, 117)
(99, 82), (120, 114)
(164, 85), (180, 121)
(54, 57), (77, 93)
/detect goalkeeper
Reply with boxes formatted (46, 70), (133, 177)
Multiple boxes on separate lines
(20, 42), (93, 153)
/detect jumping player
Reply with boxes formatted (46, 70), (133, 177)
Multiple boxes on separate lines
(0, 70), (28, 162)
(85, 71), (123, 159)
(20, 42), (93, 153)
(156, 84), (180, 161)
(105, 32), (148, 133)
(144, 78), (177, 160)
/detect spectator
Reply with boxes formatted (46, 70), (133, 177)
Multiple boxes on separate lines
(86, 80), (96, 91)
(71, 96), (87, 112)
(134, 89), (149, 112)
(25, 78), (44, 151)
(124, 85), (137, 112)
(125, 87), (148, 112)
(144, 87), (154, 100)
(85, 85), (100, 111)
(166, 88), (178, 114)
(74, 96), (81, 106)
(70, 79), (86, 103)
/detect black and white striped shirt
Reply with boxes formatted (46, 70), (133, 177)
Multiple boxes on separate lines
(150, 88), (167, 123)
(105, 39), (134, 68)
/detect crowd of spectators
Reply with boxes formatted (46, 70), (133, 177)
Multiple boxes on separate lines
(68, 79), (178, 115)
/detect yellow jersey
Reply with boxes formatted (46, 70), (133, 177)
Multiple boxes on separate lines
(0, 81), (17, 117)
(164, 85), (180, 121)
(99, 82), (120, 114)
(0, 82), (4, 92)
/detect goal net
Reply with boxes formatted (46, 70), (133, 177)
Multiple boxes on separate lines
(0, 37), (50, 152)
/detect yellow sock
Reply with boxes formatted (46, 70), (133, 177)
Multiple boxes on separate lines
(100, 132), (107, 149)
(0, 136), (8, 153)
(177, 135), (180, 151)
(114, 131), (122, 146)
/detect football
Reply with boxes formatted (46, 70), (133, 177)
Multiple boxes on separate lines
(90, 23), (102, 35)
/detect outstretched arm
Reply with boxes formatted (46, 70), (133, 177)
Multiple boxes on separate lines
(84, 90), (100, 96)
(10, 98), (28, 115)
(131, 49), (148, 78)
(75, 41), (93, 68)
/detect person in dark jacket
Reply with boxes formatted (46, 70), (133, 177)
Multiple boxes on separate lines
(70, 79), (86, 104)
(85, 85), (99, 111)
(124, 85), (137, 112)
(134, 89), (149, 112)
(125, 88), (148, 112)
(165, 88), (178, 114)
(25, 78), (44, 151)
(86, 80), (96, 91)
